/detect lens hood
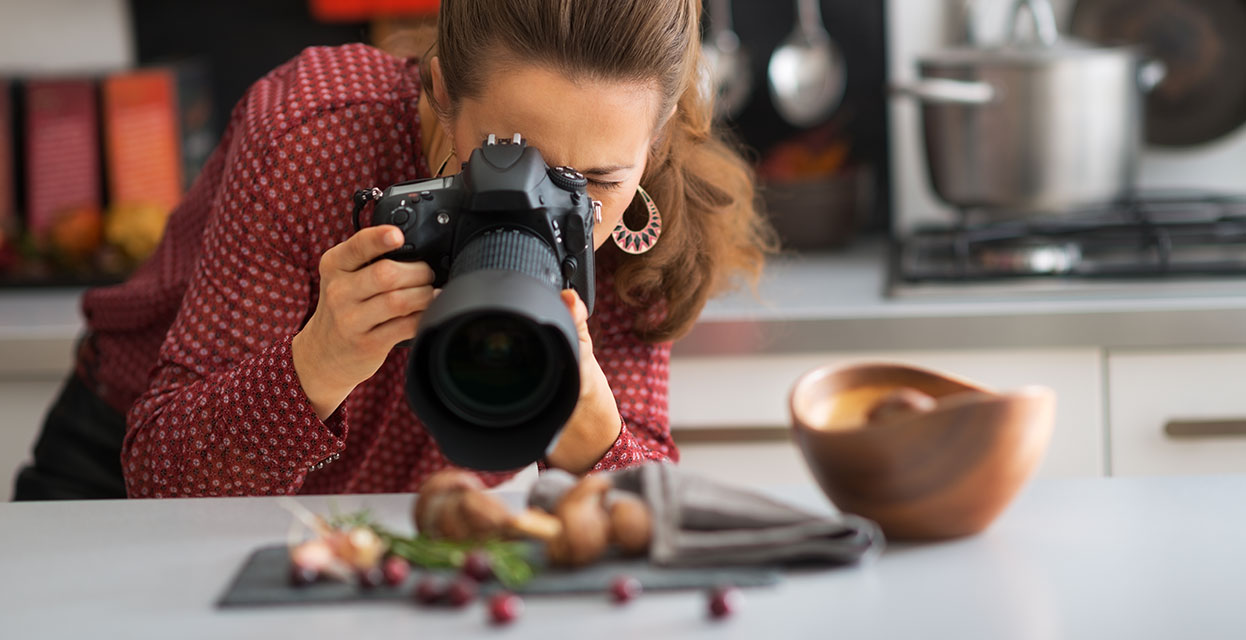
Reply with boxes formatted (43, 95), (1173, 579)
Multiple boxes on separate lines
(406, 268), (581, 470)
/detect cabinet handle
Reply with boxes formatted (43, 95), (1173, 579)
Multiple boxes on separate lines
(1164, 419), (1246, 438)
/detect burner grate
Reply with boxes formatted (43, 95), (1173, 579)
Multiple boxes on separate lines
(899, 193), (1246, 282)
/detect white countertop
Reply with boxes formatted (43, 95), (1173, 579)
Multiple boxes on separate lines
(2, 476), (1245, 639)
(682, 239), (1246, 354)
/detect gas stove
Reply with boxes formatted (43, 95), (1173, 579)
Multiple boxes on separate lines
(891, 193), (1246, 298)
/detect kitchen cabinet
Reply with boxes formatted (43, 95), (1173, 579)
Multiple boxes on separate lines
(1107, 348), (1246, 475)
(670, 348), (1105, 479)
(674, 440), (818, 487)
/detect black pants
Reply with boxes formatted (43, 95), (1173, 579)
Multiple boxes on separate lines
(11, 374), (128, 500)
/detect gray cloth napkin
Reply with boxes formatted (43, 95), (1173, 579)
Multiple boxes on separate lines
(528, 462), (884, 567)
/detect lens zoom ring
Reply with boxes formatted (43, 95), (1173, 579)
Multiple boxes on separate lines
(450, 228), (561, 288)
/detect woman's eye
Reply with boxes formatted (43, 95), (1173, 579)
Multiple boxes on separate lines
(588, 178), (623, 191)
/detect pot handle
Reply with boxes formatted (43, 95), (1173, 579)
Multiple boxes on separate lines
(891, 78), (996, 105)
(1139, 58), (1168, 93)
(1007, 0), (1059, 48)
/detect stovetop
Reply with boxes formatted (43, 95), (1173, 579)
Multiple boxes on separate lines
(891, 193), (1246, 298)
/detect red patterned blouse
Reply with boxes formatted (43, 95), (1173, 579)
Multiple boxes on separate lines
(77, 44), (678, 498)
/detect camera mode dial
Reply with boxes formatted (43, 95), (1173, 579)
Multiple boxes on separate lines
(389, 205), (414, 226)
(548, 166), (588, 192)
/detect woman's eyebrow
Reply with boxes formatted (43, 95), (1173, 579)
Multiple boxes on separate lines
(580, 164), (633, 175)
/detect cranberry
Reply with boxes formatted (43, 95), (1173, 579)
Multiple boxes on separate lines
(610, 575), (642, 604)
(446, 576), (478, 607)
(289, 564), (319, 588)
(462, 550), (494, 582)
(414, 575), (448, 605)
(707, 585), (741, 619)
(357, 566), (385, 589)
(489, 592), (524, 624)
(382, 556), (410, 587)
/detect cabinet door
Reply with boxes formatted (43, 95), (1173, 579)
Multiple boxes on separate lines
(1108, 349), (1246, 475)
(0, 378), (64, 490)
(669, 348), (1104, 478)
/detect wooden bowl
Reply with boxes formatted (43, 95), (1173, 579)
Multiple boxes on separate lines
(789, 362), (1055, 540)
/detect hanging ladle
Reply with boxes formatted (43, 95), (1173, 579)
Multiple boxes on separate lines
(767, 0), (846, 127)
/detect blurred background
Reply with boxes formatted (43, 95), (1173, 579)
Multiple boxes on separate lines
(0, 0), (888, 288)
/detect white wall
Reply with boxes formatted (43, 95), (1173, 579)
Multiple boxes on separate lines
(0, 0), (134, 73)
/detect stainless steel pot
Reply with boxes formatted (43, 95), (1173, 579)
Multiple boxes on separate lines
(894, 0), (1162, 215)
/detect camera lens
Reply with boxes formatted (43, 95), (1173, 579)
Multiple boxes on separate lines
(406, 230), (582, 468)
(431, 312), (560, 426)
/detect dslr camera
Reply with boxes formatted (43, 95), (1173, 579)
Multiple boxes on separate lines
(352, 134), (599, 470)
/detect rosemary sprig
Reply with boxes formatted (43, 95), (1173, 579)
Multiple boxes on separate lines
(329, 509), (536, 588)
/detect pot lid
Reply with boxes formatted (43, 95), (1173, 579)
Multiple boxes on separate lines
(921, 0), (1135, 67)
(919, 37), (1137, 67)
(1070, 0), (1246, 147)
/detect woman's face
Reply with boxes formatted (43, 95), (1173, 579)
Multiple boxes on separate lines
(434, 60), (664, 250)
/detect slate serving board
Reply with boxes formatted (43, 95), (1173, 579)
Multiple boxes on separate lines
(217, 544), (782, 608)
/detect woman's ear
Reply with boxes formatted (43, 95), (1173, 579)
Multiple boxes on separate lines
(650, 103), (678, 148)
(428, 56), (459, 148)
(662, 103), (678, 128)
(430, 57), (451, 115)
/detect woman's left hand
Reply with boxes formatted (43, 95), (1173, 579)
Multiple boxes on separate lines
(543, 289), (623, 473)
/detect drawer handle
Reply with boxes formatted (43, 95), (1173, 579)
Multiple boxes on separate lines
(1164, 419), (1246, 438)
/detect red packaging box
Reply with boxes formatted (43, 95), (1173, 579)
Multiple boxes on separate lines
(101, 68), (183, 213)
(23, 79), (101, 237)
(0, 79), (14, 231)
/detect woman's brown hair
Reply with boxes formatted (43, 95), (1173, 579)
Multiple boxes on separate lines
(411, 0), (776, 342)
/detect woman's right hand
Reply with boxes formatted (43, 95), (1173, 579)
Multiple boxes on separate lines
(293, 225), (437, 420)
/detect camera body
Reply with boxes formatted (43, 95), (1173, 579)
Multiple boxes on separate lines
(356, 134), (600, 470)
(368, 134), (597, 315)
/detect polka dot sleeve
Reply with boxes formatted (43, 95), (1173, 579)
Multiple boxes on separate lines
(589, 339), (679, 472)
(121, 92), (383, 497)
(122, 335), (347, 497)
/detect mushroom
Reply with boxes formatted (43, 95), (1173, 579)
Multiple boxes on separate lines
(414, 469), (482, 536)
(606, 493), (652, 556)
(413, 468), (648, 567)
(413, 469), (511, 541)
(866, 387), (937, 424)
(459, 488), (513, 536)
(507, 508), (564, 542)
(547, 474), (613, 567)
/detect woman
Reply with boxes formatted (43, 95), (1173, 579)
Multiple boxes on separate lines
(13, 0), (773, 499)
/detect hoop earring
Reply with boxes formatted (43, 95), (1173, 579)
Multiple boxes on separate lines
(612, 184), (663, 255)
(434, 149), (457, 177)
